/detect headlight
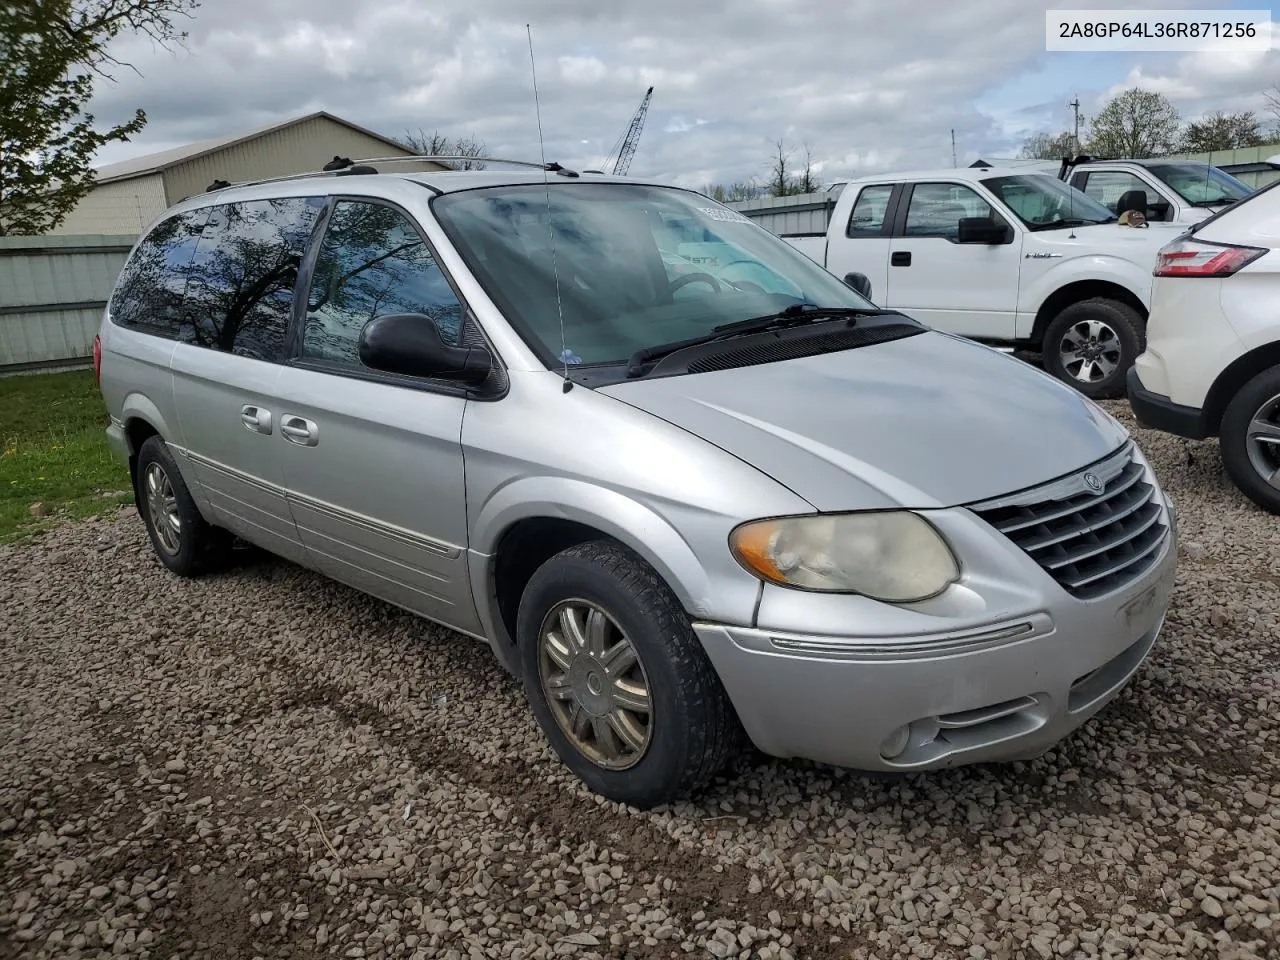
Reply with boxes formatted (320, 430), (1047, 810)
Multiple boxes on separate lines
(728, 511), (960, 602)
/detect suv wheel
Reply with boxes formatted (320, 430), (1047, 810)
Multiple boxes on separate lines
(1042, 297), (1144, 400)
(516, 540), (738, 809)
(1220, 367), (1280, 514)
(135, 435), (233, 575)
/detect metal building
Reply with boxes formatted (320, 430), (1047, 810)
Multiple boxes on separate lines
(46, 111), (450, 236)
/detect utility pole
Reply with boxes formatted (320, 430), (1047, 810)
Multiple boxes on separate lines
(1069, 97), (1081, 155)
(951, 128), (957, 168)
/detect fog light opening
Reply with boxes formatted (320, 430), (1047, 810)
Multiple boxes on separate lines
(880, 724), (911, 760)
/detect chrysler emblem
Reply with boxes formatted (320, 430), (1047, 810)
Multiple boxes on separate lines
(1083, 472), (1104, 494)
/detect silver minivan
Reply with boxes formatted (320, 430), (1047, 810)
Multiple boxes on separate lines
(96, 159), (1178, 808)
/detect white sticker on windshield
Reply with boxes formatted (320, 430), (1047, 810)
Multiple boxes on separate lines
(697, 206), (752, 224)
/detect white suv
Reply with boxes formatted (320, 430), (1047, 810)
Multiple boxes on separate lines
(1128, 179), (1280, 512)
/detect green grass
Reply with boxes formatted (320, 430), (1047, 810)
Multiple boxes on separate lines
(0, 369), (132, 543)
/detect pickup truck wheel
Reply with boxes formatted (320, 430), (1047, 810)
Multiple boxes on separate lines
(516, 540), (738, 809)
(135, 435), (233, 576)
(1042, 298), (1144, 400)
(1219, 368), (1280, 514)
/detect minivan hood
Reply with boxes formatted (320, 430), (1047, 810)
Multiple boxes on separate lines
(597, 330), (1129, 511)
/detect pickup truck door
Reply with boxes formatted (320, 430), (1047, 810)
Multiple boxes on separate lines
(817, 183), (895, 304)
(1070, 169), (1177, 223)
(883, 181), (1022, 340)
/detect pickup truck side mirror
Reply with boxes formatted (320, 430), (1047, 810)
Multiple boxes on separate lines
(956, 218), (1012, 245)
(842, 272), (873, 299)
(358, 313), (492, 384)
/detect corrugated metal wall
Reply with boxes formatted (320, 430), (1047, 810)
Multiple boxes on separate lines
(164, 116), (445, 203)
(726, 192), (838, 236)
(44, 175), (168, 236)
(0, 235), (136, 372)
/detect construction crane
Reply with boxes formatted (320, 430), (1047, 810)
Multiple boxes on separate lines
(602, 86), (654, 176)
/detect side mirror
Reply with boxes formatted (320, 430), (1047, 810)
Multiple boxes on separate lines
(358, 313), (491, 384)
(957, 217), (1011, 244)
(842, 272), (873, 299)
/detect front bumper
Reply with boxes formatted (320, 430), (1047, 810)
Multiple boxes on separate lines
(694, 489), (1178, 773)
(1127, 367), (1210, 440)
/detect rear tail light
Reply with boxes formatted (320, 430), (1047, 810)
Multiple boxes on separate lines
(1154, 237), (1267, 278)
(93, 334), (102, 386)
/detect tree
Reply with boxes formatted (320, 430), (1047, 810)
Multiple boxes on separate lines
(1263, 85), (1280, 133)
(796, 143), (821, 194)
(0, 0), (200, 237)
(1085, 88), (1181, 159)
(400, 129), (487, 170)
(1019, 131), (1079, 160)
(1181, 111), (1265, 152)
(706, 180), (762, 202)
(766, 138), (794, 197)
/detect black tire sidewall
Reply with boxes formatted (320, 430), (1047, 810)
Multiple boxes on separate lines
(516, 542), (723, 808)
(1219, 367), (1280, 514)
(135, 436), (215, 575)
(1043, 298), (1143, 400)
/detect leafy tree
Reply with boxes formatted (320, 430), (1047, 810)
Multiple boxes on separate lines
(400, 129), (488, 170)
(1019, 131), (1079, 160)
(0, 0), (200, 236)
(1181, 111), (1264, 152)
(1085, 88), (1181, 159)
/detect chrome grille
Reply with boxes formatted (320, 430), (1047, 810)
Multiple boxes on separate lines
(968, 443), (1168, 601)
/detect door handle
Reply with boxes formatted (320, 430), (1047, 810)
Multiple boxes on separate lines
(890, 251), (912, 267)
(240, 405), (272, 435)
(280, 415), (318, 446)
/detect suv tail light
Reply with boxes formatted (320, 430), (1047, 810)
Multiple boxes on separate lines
(93, 334), (102, 386)
(1154, 237), (1267, 278)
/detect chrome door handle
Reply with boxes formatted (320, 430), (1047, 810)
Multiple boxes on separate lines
(240, 405), (272, 434)
(280, 415), (318, 446)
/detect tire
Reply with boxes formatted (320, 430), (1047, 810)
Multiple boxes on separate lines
(1042, 297), (1145, 400)
(1219, 366), (1280, 514)
(516, 540), (739, 809)
(134, 435), (233, 576)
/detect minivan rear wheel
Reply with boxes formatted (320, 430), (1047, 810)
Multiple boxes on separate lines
(135, 435), (233, 576)
(1220, 367), (1280, 515)
(1042, 297), (1144, 400)
(516, 540), (738, 809)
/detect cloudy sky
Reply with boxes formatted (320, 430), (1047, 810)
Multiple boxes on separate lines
(87, 0), (1279, 189)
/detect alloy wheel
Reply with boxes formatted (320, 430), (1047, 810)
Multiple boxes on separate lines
(1058, 319), (1121, 385)
(536, 599), (653, 770)
(1245, 392), (1280, 491)
(143, 461), (182, 555)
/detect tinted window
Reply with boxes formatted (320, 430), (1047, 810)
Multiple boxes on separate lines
(846, 185), (894, 237)
(302, 201), (464, 366)
(108, 209), (209, 335)
(181, 197), (325, 360)
(904, 183), (994, 240)
(1079, 171), (1152, 214)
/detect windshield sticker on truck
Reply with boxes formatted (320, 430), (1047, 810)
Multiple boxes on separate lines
(698, 207), (752, 224)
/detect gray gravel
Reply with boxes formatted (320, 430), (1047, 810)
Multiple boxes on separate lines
(2, 400), (1279, 960)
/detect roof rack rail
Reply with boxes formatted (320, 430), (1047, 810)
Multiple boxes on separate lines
(348, 154), (569, 171)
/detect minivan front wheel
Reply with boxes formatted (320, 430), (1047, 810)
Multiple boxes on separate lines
(135, 435), (232, 576)
(517, 540), (738, 808)
(1220, 367), (1280, 514)
(1042, 297), (1144, 400)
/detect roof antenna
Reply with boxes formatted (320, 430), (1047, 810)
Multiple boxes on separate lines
(527, 23), (572, 394)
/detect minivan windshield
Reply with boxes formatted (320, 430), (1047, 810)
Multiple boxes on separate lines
(1144, 162), (1253, 206)
(430, 182), (878, 367)
(980, 174), (1116, 230)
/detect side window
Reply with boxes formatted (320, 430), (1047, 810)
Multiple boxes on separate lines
(108, 208), (209, 335)
(903, 183), (995, 240)
(302, 201), (464, 367)
(181, 197), (325, 360)
(1078, 171), (1151, 214)
(845, 185), (894, 237)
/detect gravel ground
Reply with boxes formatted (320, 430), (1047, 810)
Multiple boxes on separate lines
(2, 400), (1279, 960)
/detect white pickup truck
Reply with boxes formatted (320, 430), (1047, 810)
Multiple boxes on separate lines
(781, 165), (1184, 398)
(1060, 157), (1254, 226)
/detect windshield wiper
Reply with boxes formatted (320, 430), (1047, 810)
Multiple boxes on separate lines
(1191, 197), (1234, 207)
(623, 304), (882, 378)
(1028, 216), (1114, 231)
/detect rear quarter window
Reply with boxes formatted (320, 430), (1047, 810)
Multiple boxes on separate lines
(108, 209), (210, 335)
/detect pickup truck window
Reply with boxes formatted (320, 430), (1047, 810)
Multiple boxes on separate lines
(903, 183), (993, 241)
(1145, 162), (1252, 206)
(845, 185), (894, 237)
(1075, 170), (1153, 215)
